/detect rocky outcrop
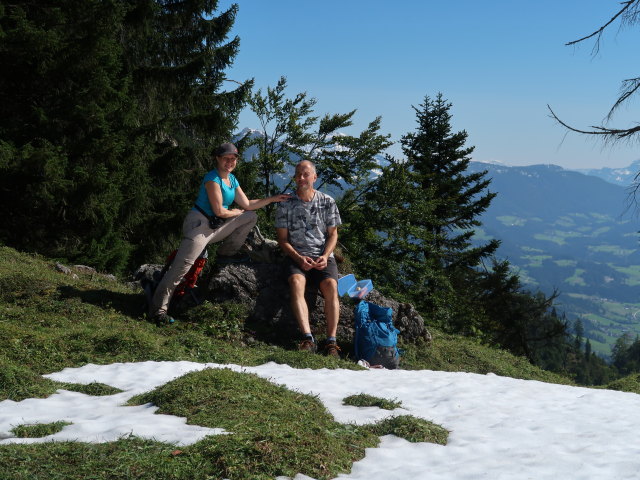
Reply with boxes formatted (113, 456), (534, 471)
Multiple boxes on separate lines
(55, 263), (117, 282)
(134, 226), (431, 350)
(206, 262), (431, 348)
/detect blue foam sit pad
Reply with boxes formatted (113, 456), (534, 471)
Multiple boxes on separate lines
(338, 274), (373, 299)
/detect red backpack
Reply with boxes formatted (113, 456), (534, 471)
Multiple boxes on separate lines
(164, 250), (208, 300)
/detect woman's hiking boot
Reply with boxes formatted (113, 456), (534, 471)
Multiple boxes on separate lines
(152, 312), (175, 326)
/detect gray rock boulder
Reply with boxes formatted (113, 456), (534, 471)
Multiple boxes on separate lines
(206, 262), (431, 348)
(133, 226), (431, 350)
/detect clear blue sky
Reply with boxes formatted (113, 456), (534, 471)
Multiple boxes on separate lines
(218, 0), (640, 169)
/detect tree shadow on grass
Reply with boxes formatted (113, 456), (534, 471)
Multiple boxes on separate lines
(57, 285), (146, 319)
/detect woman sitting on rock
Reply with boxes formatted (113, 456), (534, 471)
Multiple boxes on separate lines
(149, 142), (290, 325)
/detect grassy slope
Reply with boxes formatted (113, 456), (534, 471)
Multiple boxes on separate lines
(0, 245), (637, 479)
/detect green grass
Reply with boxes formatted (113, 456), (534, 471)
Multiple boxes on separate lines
(588, 245), (635, 256)
(521, 254), (552, 268)
(610, 264), (640, 286)
(343, 394), (402, 410)
(533, 234), (566, 246)
(127, 368), (380, 479)
(470, 227), (492, 241)
(0, 358), (123, 401)
(589, 213), (614, 223)
(11, 421), (72, 438)
(554, 216), (576, 228)
(60, 382), (123, 396)
(399, 334), (572, 384)
(553, 229), (581, 239)
(554, 259), (577, 267)
(606, 373), (640, 394)
(365, 415), (448, 445)
(496, 215), (527, 226)
(0, 244), (634, 479)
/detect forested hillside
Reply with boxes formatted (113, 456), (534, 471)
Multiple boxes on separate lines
(468, 162), (640, 358)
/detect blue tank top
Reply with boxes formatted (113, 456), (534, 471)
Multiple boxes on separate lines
(193, 169), (239, 216)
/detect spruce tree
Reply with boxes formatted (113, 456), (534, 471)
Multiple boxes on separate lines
(0, 1), (249, 273)
(0, 0), (138, 272)
(340, 157), (440, 298)
(122, 0), (251, 266)
(343, 93), (499, 326)
(574, 319), (584, 352)
(400, 93), (499, 269)
(401, 94), (500, 326)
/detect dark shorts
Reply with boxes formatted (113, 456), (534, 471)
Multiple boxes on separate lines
(285, 256), (338, 286)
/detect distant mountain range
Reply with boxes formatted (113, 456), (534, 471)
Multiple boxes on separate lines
(575, 159), (640, 186)
(468, 161), (640, 357)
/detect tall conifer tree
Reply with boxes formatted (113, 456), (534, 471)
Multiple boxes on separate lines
(398, 93), (499, 325)
(342, 93), (498, 327)
(400, 93), (499, 272)
(0, 1), (249, 272)
(122, 0), (251, 265)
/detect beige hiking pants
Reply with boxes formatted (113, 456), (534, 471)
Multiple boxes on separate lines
(150, 208), (257, 316)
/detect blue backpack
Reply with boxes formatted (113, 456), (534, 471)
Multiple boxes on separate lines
(354, 301), (400, 369)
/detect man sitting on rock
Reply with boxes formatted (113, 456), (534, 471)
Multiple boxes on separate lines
(275, 160), (342, 357)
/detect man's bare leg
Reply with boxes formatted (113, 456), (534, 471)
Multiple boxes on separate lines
(289, 274), (311, 334)
(319, 278), (339, 338)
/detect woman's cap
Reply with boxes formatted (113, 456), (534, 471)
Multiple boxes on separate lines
(215, 142), (239, 157)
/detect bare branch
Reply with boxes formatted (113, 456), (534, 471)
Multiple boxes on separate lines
(566, 0), (636, 50)
(548, 105), (604, 134)
(547, 105), (640, 140)
(623, 182), (640, 217)
(608, 77), (640, 119)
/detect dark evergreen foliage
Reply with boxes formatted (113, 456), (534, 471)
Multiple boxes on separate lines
(341, 93), (499, 329)
(0, 1), (250, 273)
(399, 94), (500, 272)
(533, 317), (617, 385)
(474, 259), (568, 363)
(340, 157), (444, 301)
(612, 333), (640, 375)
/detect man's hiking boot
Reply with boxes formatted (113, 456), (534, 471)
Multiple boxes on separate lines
(298, 339), (317, 353)
(324, 341), (341, 358)
(152, 312), (175, 326)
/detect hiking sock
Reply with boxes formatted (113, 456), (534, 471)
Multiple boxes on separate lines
(326, 336), (336, 344)
(303, 333), (315, 344)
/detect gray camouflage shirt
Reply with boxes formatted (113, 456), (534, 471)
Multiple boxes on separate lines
(275, 190), (342, 257)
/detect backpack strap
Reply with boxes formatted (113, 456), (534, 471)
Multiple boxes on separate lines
(194, 203), (212, 220)
(194, 204), (224, 229)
